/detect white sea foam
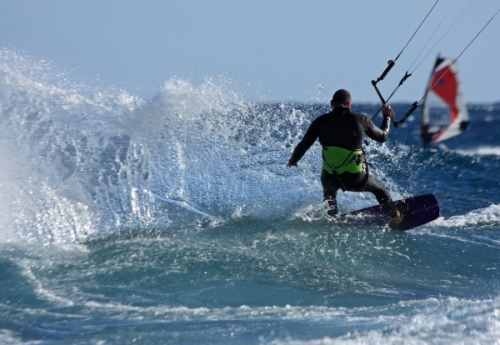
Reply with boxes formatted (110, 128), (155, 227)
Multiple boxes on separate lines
(457, 146), (500, 156)
(267, 297), (500, 345)
(434, 204), (500, 228)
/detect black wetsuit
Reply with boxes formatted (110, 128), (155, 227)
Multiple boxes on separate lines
(288, 106), (396, 216)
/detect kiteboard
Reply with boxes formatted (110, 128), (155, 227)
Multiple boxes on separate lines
(344, 194), (440, 231)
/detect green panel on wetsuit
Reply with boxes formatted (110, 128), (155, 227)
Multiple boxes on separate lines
(322, 146), (363, 175)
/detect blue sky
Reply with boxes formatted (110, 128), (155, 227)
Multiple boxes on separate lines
(1, 0), (499, 103)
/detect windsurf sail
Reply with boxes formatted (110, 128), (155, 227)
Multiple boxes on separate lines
(420, 55), (469, 145)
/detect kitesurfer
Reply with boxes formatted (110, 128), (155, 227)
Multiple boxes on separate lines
(287, 89), (401, 218)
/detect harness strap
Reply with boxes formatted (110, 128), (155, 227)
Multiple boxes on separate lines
(322, 146), (364, 175)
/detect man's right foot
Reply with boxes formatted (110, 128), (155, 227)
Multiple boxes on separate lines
(392, 209), (403, 224)
(392, 201), (411, 224)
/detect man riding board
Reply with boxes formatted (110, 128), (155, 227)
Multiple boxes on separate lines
(287, 89), (401, 219)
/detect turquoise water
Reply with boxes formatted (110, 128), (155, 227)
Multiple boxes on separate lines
(1, 50), (499, 344)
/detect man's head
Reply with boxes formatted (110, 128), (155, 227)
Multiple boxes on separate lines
(331, 89), (351, 108)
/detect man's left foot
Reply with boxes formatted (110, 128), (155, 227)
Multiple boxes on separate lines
(327, 209), (338, 217)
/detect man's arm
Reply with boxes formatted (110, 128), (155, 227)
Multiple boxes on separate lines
(287, 120), (319, 167)
(364, 105), (395, 143)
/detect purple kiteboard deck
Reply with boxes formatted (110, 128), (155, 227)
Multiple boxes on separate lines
(345, 194), (440, 231)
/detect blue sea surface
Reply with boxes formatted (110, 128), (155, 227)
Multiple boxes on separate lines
(1, 49), (499, 344)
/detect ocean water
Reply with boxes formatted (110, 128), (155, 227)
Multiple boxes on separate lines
(1, 49), (499, 344)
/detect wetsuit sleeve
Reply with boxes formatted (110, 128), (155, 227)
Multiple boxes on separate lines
(288, 119), (319, 165)
(363, 115), (391, 143)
